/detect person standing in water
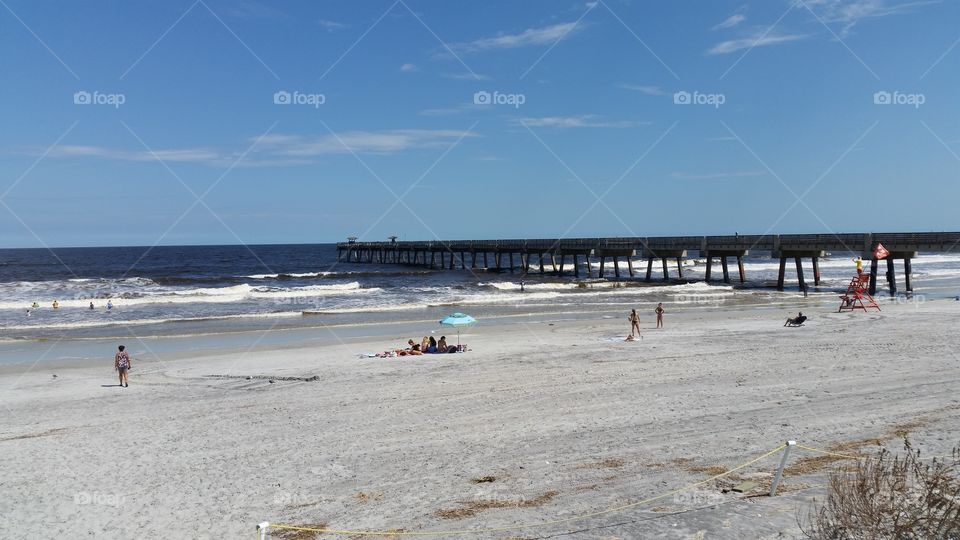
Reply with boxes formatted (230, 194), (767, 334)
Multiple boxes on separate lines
(114, 345), (131, 387)
(52, 300), (59, 309)
(655, 303), (665, 328)
(628, 309), (641, 339)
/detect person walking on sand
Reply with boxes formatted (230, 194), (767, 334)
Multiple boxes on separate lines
(655, 303), (665, 328)
(114, 345), (131, 387)
(628, 309), (641, 338)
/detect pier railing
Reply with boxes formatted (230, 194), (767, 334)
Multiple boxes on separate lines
(336, 232), (960, 294)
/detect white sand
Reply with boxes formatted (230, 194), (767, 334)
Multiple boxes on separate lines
(2, 300), (960, 539)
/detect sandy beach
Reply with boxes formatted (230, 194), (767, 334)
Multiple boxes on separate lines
(2, 300), (959, 539)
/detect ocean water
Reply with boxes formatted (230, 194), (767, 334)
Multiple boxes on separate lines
(1, 244), (959, 341)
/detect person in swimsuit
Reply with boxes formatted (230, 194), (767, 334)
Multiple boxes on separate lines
(628, 309), (641, 338)
(655, 303), (665, 328)
(114, 345), (131, 387)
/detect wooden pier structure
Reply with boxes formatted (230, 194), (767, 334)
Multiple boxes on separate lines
(336, 232), (960, 295)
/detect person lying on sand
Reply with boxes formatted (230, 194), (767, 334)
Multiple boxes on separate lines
(784, 312), (807, 327)
(405, 340), (423, 355)
(438, 336), (458, 353)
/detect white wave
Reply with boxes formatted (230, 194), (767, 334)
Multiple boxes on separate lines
(246, 271), (334, 279)
(1, 311), (304, 331)
(459, 291), (565, 304)
(0, 282), (374, 310)
(481, 281), (579, 291)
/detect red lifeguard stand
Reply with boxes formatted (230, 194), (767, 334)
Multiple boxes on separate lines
(838, 273), (880, 312)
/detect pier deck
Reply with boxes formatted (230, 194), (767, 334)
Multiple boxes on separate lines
(336, 232), (960, 294)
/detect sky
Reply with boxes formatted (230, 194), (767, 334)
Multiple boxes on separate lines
(1, 0), (958, 248)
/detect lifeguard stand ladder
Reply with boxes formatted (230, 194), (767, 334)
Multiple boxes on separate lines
(838, 273), (881, 312)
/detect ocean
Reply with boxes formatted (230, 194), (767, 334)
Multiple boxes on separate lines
(2, 244), (959, 342)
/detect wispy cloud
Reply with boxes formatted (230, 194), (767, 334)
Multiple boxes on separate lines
(801, 0), (939, 37)
(707, 31), (807, 55)
(33, 129), (479, 167)
(222, 0), (286, 20)
(707, 136), (738, 141)
(47, 145), (220, 163)
(318, 19), (347, 32)
(618, 84), (666, 96)
(443, 72), (491, 81)
(452, 22), (585, 53)
(251, 130), (479, 155)
(400, 63), (417, 72)
(670, 170), (767, 180)
(713, 13), (747, 30)
(516, 115), (647, 129)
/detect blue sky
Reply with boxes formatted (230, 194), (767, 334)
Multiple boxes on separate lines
(1, 0), (958, 247)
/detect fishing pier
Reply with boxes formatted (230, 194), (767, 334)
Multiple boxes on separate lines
(336, 232), (960, 295)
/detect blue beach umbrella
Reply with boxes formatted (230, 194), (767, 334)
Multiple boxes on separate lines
(439, 312), (476, 346)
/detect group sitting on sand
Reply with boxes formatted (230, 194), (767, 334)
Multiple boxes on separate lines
(375, 336), (465, 358)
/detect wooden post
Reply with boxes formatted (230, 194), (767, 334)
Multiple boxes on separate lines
(646, 257), (653, 282)
(613, 256), (620, 278)
(550, 253), (557, 272)
(573, 254), (580, 278)
(524, 253), (531, 274)
(471, 251), (477, 269)
(777, 257), (787, 291)
(599, 256), (606, 278)
(887, 257), (897, 296)
(904, 257), (913, 292)
(812, 256), (821, 286)
(450, 251), (455, 270)
(558, 254), (565, 275)
(484, 252), (489, 269)
(795, 257), (805, 292)
(461, 252), (467, 270)
(539, 253), (545, 274)
(705, 256), (712, 281)
(661, 257), (669, 281)
(495, 252), (501, 271)
(721, 257), (730, 283)
(627, 257), (634, 277)
(737, 255), (746, 283)
(676, 257), (683, 279)
(586, 256), (593, 278)
(430, 251), (435, 268)
(509, 252), (515, 273)
(869, 258), (879, 295)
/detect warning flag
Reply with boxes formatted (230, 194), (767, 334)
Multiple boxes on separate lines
(873, 243), (890, 260)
